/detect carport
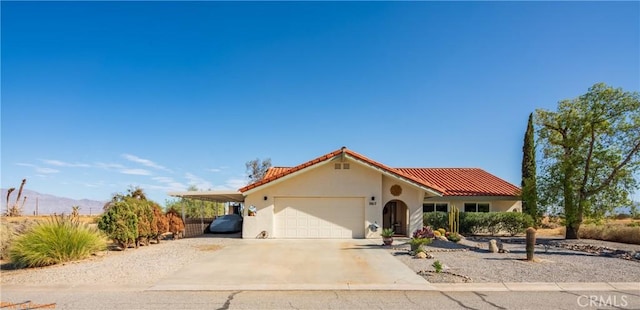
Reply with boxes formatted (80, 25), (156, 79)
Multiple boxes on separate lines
(168, 191), (245, 237)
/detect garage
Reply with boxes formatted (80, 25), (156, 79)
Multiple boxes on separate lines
(274, 197), (365, 238)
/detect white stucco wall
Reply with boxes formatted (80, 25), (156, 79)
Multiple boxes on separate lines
(242, 158), (384, 238)
(381, 176), (438, 237)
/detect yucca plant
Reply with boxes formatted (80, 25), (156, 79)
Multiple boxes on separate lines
(9, 215), (107, 268)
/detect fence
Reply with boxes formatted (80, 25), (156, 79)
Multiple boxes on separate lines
(183, 217), (215, 238)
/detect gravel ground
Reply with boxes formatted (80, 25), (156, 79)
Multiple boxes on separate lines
(388, 237), (640, 283)
(0, 235), (235, 286)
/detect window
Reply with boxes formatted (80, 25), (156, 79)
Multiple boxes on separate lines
(342, 163), (350, 169)
(334, 163), (342, 169)
(464, 202), (490, 212)
(423, 203), (448, 213)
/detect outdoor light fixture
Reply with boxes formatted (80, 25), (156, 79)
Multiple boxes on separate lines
(371, 196), (375, 201)
(263, 196), (268, 201)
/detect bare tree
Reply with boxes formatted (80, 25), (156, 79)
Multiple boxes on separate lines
(245, 158), (272, 184)
(5, 188), (15, 214)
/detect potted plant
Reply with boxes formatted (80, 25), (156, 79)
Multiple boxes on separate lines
(381, 228), (394, 245)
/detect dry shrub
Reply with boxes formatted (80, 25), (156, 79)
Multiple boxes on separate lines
(0, 219), (37, 260)
(540, 216), (561, 229)
(578, 224), (640, 245)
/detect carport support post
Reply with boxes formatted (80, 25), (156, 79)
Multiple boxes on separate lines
(200, 200), (204, 232)
(181, 204), (186, 228)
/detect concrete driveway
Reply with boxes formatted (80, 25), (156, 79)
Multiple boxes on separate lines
(148, 239), (432, 291)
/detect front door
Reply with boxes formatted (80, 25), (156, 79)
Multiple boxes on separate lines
(382, 200), (408, 236)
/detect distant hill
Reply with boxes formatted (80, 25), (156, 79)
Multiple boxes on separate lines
(1, 189), (106, 216)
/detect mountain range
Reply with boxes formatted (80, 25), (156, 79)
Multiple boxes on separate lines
(1, 188), (106, 216)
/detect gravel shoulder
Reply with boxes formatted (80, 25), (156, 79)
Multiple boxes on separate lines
(388, 237), (640, 283)
(1, 235), (236, 286)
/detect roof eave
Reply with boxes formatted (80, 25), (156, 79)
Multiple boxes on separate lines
(241, 159), (334, 195)
(343, 153), (443, 197)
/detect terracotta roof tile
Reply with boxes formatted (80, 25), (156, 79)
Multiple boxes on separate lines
(239, 147), (520, 197)
(239, 148), (344, 192)
(264, 167), (291, 179)
(396, 168), (521, 196)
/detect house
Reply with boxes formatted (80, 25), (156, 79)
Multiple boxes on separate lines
(238, 147), (521, 239)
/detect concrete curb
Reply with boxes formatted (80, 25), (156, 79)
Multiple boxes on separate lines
(4, 282), (638, 292)
(146, 282), (640, 292)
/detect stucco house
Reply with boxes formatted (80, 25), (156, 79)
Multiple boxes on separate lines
(238, 147), (521, 239)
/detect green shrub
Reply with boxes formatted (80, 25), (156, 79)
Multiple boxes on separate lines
(446, 232), (461, 243)
(408, 237), (432, 252)
(501, 213), (534, 236)
(458, 212), (533, 236)
(486, 213), (502, 235)
(98, 201), (138, 249)
(432, 260), (443, 273)
(423, 212), (448, 230)
(459, 212), (485, 234)
(9, 216), (106, 268)
(126, 197), (155, 246)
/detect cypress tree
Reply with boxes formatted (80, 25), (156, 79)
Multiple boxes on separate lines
(521, 113), (539, 226)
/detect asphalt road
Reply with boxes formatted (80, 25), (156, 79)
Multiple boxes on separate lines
(2, 289), (639, 310)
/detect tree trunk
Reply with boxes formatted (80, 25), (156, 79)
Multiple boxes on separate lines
(565, 223), (580, 239)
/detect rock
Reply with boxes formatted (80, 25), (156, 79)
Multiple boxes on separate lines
(497, 242), (509, 253)
(634, 252), (640, 260)
(415, 252), (427, 259)
(488, 239), (499, 253)
(438, 236), (448, 241)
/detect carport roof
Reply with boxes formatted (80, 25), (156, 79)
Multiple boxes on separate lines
(168, 191), (245, 202)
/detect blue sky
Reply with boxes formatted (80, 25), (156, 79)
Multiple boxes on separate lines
(2, 1), (639, 205)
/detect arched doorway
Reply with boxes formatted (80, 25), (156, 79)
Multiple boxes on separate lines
(382, 200), (408, 236)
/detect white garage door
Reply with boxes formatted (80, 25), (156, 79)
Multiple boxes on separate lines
(274, 197), (364, 238)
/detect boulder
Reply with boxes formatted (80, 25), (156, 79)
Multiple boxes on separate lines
(498, 241), (509, 253)
(415, 252), (427, 259)
(488, 239), (499, 253)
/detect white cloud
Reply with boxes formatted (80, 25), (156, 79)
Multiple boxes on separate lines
(122, 154), (171, 172)
(16, 163), (59, 174)
(37, 167), (60, 174)
(152, 176), (174, 183)
(132, 182), (188, 192)
(185, 172), (213, 190)
(96, 162), (125, 170)
(152, 176), (187, 190)
(120, 168), (152, 176)
(211, 177), (247, 191)
(41, 159), (90, 167)
(208, 168), (221, 173)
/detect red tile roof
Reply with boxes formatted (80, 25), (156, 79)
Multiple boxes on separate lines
(264, 167), (290, 179)
(239, 147), (520, 197)
(396, 168), (521, 196)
